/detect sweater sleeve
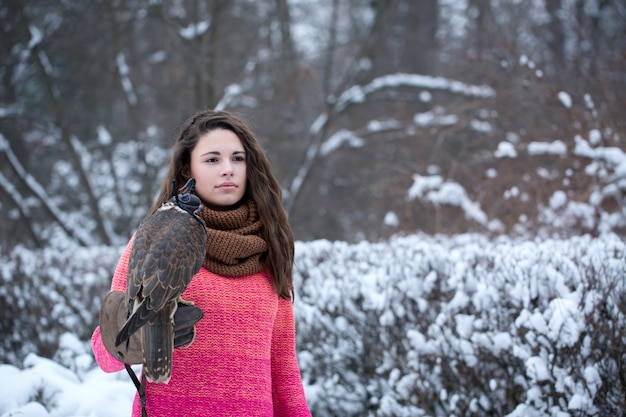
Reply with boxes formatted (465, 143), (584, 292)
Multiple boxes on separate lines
(91, 237), (134, 373)
(271, 297), (312, 417)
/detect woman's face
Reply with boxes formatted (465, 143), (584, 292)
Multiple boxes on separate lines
(188, 129), (247, 209)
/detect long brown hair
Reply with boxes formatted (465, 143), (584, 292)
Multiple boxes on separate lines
(148, 110), (294, 300)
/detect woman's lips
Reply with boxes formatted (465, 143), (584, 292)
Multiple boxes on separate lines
(216, 182), (237, 189)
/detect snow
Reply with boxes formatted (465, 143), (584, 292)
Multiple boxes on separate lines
(549, 190), (567, 209)
(495, 141), (517, 158)
(384, 211), (399, 227)
(309, 113), (328, 135)
(178, 20), (211, 40)
(546, 297), (584, 348)
(97, 125), (112, 146)
(2, 232), (623, 416)
(334, 73), (496, 112)
(366, 119), (403, 133)
(413, 108), (458, 127)
(419, 90), (432, 102)
(588, 129), (601, 145)
(116, 53), (137, 106)
(574, 134), (626, 171)
(470, 118), (492, 133)
(28, 24), (43, 49)
(406, 174), (491, 227)
(558, 91), (572, 109)
(527, 140), (567, 156)
(0, 344), (135, 417)
(320, 129), (364, 155)
(526, 356), (551, 382)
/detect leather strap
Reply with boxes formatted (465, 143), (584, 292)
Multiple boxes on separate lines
(125, 364), (148, 417)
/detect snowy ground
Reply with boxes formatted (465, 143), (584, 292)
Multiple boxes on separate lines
(0, 346), (135, 417)
(1, 232), (624, 416)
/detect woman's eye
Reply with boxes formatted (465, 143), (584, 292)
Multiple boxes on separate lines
(233, 155), (245, 162)
(205, 157), (218, 163)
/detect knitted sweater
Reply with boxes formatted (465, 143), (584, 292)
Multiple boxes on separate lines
(91, 239), (312, 417)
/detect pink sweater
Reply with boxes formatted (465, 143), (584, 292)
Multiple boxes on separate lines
(92, 239), (312, 417)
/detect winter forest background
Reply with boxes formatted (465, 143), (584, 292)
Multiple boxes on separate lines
(1, 0), (625, 416)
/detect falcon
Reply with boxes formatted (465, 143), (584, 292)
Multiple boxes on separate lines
(115, 178), (207, 383)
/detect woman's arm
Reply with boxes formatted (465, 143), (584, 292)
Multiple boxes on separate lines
(270, 297), (312, 417)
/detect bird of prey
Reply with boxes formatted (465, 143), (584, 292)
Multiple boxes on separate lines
(115, 178), (207, 383)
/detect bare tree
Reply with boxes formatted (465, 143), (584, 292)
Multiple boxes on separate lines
(1, 0), (625, 247)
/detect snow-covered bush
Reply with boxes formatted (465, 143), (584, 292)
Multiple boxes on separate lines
(0, 245), (121, 364)
(294, 234), (626, 416)
(1, 234), (624, 416)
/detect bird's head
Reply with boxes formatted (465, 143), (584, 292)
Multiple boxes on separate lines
(172, 178), (203, 216)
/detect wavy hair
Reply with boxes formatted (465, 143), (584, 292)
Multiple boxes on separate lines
(148, 110), (294, 300)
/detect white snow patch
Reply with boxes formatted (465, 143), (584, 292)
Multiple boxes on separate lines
(558, 91), (572, 109)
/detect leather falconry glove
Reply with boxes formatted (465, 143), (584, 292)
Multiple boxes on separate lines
(99, 290), (203, 364)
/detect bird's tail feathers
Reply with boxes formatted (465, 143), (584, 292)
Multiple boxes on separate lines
(142, 308), (174, 383)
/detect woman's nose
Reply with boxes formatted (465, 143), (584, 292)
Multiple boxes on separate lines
(221, 161), (233, 176)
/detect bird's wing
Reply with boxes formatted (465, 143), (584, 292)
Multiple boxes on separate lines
(116, 209), (206, 346)
(138, 210), (206, 309)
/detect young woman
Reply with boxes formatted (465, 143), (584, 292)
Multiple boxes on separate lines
(91, 110), (312, 416)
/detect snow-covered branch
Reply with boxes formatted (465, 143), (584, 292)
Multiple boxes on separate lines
(334, 73), (496, 112)
(115, 52), (137, 106)
(0, 134), (90, 246)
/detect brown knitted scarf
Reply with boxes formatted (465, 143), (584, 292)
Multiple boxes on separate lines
(196, 199), (267, 277)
